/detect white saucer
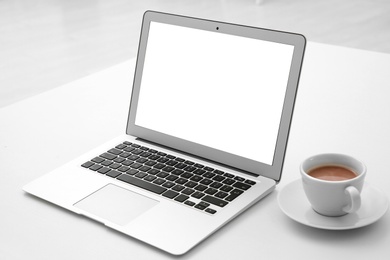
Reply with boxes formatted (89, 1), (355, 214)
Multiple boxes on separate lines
(278, 179), (389, 230)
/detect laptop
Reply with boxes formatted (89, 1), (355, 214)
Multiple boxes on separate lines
(23, 11), (305, 255)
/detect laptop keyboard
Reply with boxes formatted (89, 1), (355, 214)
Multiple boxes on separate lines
(81, 141), (256, 215)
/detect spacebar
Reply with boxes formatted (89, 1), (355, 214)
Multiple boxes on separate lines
(117, 174), (167, 195)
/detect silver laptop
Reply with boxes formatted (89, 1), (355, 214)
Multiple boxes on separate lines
(23, 11), (305, 255)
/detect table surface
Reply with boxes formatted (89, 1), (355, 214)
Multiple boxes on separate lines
(1, 42), (389, 260)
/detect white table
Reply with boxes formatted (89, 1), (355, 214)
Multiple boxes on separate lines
(1, 42), (389, 260)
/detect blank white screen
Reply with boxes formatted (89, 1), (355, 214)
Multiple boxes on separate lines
(135, 22), (294, 165)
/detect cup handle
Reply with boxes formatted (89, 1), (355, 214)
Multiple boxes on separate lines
(342, 186), (361, 214)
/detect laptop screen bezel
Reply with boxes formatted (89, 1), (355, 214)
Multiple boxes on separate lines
(127, 11), (305, 182)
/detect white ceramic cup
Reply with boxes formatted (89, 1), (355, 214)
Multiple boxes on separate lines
(300, 153), (366, 217)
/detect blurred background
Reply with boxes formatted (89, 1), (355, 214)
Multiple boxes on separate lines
(1, 0), (390, 108)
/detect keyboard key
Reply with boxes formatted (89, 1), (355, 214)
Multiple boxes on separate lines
(153, 178), (165, 185)
(184, 200), (196, 207)
(220, 185), (233, 192)
(144, 175), (157, 182)
(139, 166), (151, 172)
(140, 146), (149, 151)
(190, 175), (202, 182)
(101, 160), (113, 166)
(181, 172), (193, 179)
(100, 153), (116, 160)
(225, 189), (244, 202)
(200, 179), (213, 185)
(203, 172), (215, 178)
(198, 201), (210, 208)
(205, 208), (217, 214)
(184, 181), (197, 188)
(184, 165), (196, 172)
(193, 169), (206, 175)
(132, 149), (143, 155)
(174, 194), (189, 203)
(157, 172), (169, 178)
(222, 178), (235, 185)
(149, 155), (160, 160)
(202, 195), (228, 207)
(225, 193), (240, 202)
(81, 161), (94, 168)
(109, 163), (121, 169)
(166, 160), (178, 166)
(212, 175), (225, 182)
(234, 176), (245, 182)
(171, 169), (184, 175)
(113, 157), (125, 163)
(231, 189), (244, 196)
(154, 163), (165, 169)
(118, 166), (130, 172)
(119, 152), (131, 158)
(147, 169), (160, 175)
(166, 175), (178, 181)
(145, 160), (157, 167)
(106, 170), (121, 178)
(224, 173), (234, 178)
(117, 174), (167, 194)
(135, 172), (147, 178)
(140, 152), (151, 157)
(215, 191), (228, 199)
(172, 185), (185, 192)
(91, 157), (104, 163)
(128, 155), (139, 161)
(245, 179), (256, 185)
(182, 188), (195, 195)
(162, 181), (175, 188)
(157, 157), (169, 163)
(136, 158), (148, 163)
(194, 184), (207, 192)
(210, 182), (223, 189)
(130, 163), (142, 169)
(97, 167), (111, 174)
(175, 178), (187, 185)
(115, 144), (127, 149)
(191, 191), (205, 199)
(233, 182), (251, 190)
(214, 169), (224, 175)
(162, 190), (179, 199)
(108, 148), (122, 155)
(195, 204), (206, 210)
(162, 166), (175, 172)
(204, 187), (218, 195)
(126, 169), (138, 175)
(89, 164), (102, 171)
(175, 163), (187, 169)
(124, 147), (135, 152)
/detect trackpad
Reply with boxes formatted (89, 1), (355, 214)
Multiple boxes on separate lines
(74, 184), (159, 226)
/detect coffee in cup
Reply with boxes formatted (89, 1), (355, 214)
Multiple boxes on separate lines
(308, 165), (357, 181)
(300, 154), (366, 217)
